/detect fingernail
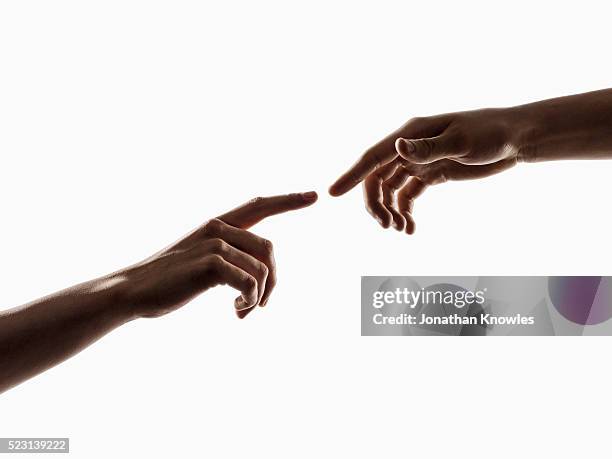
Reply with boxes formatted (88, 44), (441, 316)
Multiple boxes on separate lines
(396, 138), (415, 155)
(301, 191), (318, 201)
(235, 297), (252, 311)
(261, 298), (269, 307)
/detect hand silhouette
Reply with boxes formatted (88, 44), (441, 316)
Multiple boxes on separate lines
(124, 192), (319, 319)
(330, 89), (612, 233)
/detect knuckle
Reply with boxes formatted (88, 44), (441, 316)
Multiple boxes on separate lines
(262, 238), (274, 254)
(368, 149), (384, 168)
(203, 218), (224, 235)
(245, 275), (257, 291)
(258, 262), (269, 278)
(212, 217), (227, 229)
(209, 238), (228, 253)
(398, 159), (416, 174)
(371, 168), (386, 181)
(425, 168), (447, 184)
(248, 196), (265, 206)
(206, 254), (225, 271)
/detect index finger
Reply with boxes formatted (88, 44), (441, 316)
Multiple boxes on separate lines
(329, 115), (453, 197)
(218, 191), (318, 229)
(328, 136), (398, 197)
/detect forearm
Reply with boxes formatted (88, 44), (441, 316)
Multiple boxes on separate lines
(514, 89), (612, 162)
(0, 274), (134, 394)
(0, 192), (316, 394)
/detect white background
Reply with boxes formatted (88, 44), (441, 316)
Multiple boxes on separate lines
(1, 1), (611, 457)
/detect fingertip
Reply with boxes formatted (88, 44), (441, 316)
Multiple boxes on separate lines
(236, 304), (255, 319)
(301, 191), (318, 204)
(378, 214), (392, 229)
(396, 138), (430, 164)
(330, 174), (360, 196)
(367, 203), (391, 229)
(395, 138), (414, 159)
(328, 183), (344, 197)
(403, 214), (416, 234)
(235, 296), (255, 311)
(392, 216), (406, 232)
(384, 205), (406, 232)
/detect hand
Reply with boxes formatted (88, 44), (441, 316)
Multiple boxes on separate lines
(0, 191), (318, 393)
(120, 192), (318, 319)
(329, 108), (524, 234)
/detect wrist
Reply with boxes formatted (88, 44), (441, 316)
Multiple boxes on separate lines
(506, 104), (543, 164)
(90, 273), (141, 323)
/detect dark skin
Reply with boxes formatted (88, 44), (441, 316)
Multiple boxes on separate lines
(0, 192), (317, 394)
(330, 89), (612, 233)
(3, 89), (612, 395)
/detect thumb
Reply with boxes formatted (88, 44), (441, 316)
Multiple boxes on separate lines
(395, 134), (461, 164)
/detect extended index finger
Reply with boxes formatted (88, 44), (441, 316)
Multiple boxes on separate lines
(328, 136), (398, 197)
(218, 191), (318, 229)
(328, 115), (453, 197)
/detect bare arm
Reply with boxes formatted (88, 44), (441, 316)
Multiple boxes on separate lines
(0, 192), (317, 394)
(515, 88), (612, 162)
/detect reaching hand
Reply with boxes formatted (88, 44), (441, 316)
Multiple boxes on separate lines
(122, 192), (318, 319)
(0, 191), (318, 393)
(329, 108), (524, 233)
